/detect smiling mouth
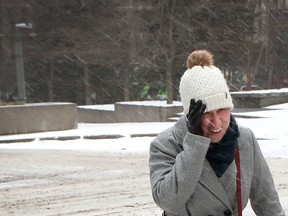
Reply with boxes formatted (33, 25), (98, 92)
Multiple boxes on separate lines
(211, 128), (222, 133)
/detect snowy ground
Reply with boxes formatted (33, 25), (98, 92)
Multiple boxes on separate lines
(1, 103), (288, 157)
(0, 103), (288, 215)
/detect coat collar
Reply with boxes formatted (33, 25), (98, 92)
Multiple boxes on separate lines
(199, 159), (233, 210)
(175, 116), (233, 210)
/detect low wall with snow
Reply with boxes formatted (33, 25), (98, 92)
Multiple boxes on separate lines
(231, 88), (288, 108)
(78, 101), (183, 123)
(115, 102), (183, 122)
(77, 105), (117, 123)
(0, 103), (77, 135)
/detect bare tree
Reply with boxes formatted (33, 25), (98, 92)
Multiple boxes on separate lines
(141, 0), (199, 104)
(2, 0), (286, 105)
(249, 0), (288, 89)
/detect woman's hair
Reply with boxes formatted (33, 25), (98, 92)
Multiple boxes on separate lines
(186, 50), (214, 68)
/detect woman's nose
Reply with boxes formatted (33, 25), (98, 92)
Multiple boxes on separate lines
(209, 111), (221, 126)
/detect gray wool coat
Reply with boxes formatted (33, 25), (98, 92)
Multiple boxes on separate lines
(149, 116), (285, 216)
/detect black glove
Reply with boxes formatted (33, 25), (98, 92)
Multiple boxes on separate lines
(186, 99), (206, 135)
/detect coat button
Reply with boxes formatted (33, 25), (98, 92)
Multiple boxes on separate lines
(223, 209), (232, 216)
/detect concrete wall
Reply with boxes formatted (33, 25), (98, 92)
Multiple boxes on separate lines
(231, 89), (288, 108)
(115, 103), (183, 122)
(0, 103), (77, 135)
(77, 109), (116, 123)
(77, 102), (183, 123)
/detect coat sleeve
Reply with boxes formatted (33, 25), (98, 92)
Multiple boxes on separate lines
(149, 129), (210, 213)
(248, 129), (285, 215)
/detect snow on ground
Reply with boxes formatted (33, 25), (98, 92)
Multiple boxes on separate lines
(0, 102), (288, 214)
(231, 87), (288, 95)
(0, 102), (288, 158)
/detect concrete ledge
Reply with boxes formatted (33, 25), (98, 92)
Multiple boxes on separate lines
(231, 88), (288, 108)
(0, 103), (77, 135)
(78, 105), (116, 123)
(115, 101), (183, 122)
(78, 101), (183, 123)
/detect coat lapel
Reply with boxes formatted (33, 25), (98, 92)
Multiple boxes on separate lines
(198, 159), (232, 209)
(176, 116), (233, 210)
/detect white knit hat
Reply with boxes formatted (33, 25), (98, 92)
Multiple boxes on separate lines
(179, 50), (234, 115)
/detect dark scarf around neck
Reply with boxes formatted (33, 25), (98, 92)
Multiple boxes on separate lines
(206, 114), (239, 177)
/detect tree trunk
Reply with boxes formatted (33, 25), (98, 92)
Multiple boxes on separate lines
(166, 63), (173, 104)
(245, 55), (252, 91)
(0, 2), (16, 100)
(252, 42), (265, 80)
(123, 69), (130, 101)
(47, 61), (54, 102)
(166, 1), (176, 104)
(83, 63), (92, 105)
(264, 4), (273, 89)
(246, 67), (252, 91)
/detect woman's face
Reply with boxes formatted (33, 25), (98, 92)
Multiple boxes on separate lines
(201, 108), (231, 143)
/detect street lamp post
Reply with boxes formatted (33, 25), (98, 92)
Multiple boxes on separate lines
(14, 23), (32, 102)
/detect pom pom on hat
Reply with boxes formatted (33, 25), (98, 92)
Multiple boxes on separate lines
(186, 49), (214, 68)
(179, 50), (234, 115)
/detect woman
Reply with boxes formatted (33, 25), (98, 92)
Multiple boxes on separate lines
(149, 50), (285, 215)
